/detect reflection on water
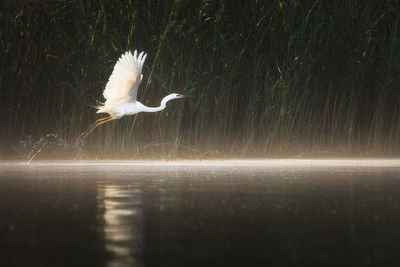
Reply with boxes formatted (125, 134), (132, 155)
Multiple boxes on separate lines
(97, 183), (143, 267)
(1, 160), (400, 266)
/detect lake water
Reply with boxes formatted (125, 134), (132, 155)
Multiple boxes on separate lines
(1, 159), (400, 267)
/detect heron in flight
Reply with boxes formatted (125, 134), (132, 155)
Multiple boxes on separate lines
(82, 50), (186, 136)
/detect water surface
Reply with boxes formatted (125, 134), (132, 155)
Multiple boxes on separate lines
(1, 159), (400, 266)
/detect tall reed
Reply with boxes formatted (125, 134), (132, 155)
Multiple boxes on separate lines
(0, 0), (399, 158)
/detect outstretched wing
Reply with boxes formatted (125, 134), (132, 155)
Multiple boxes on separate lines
(103, 50), (147, 106)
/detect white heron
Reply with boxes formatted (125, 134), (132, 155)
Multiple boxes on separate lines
(83, 50), (186, 136)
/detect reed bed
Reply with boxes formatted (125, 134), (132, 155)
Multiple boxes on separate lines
(0, 0), (399, 159)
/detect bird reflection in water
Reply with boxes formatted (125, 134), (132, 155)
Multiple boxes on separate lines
(97, 183), (143, 267)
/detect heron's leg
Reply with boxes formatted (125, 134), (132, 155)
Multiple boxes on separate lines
(87, 116), (111, 128)
(75, 116), (114, 145)
(85, 117), (114, 135)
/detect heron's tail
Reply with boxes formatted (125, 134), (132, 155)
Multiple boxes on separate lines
(91, 99), (107, 113)
(87, 99), (105, 110)
(96, 105), (113, 114)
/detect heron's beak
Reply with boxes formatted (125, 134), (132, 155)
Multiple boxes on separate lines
(179, 88), (195, 98)
(179, 93), (194, 98)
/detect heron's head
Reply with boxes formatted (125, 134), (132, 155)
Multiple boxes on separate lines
(166, 93), (186, 100)
(174, 93), (186, 99)
(170, 88), (195, 99)
(161, 93), (186, 105)
(162, 93), (191, 105)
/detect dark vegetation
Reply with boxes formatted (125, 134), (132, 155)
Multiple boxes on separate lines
(1, 0), (399, 159)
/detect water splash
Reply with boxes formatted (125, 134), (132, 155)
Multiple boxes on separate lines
(27, 118), (108, 163)
(74, 119), (100, 157)
(26, 134), (78, 163)
(75, 127), (93, 149)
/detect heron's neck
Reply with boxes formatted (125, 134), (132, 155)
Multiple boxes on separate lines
(140, 94), (175, 113)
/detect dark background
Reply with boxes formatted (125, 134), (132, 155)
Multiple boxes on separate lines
(1, 0), (399, 158)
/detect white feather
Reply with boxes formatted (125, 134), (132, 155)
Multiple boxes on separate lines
(96, 50), (183, 120)
(102, 50), (147, 106)
(75, 49), (185, 141)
